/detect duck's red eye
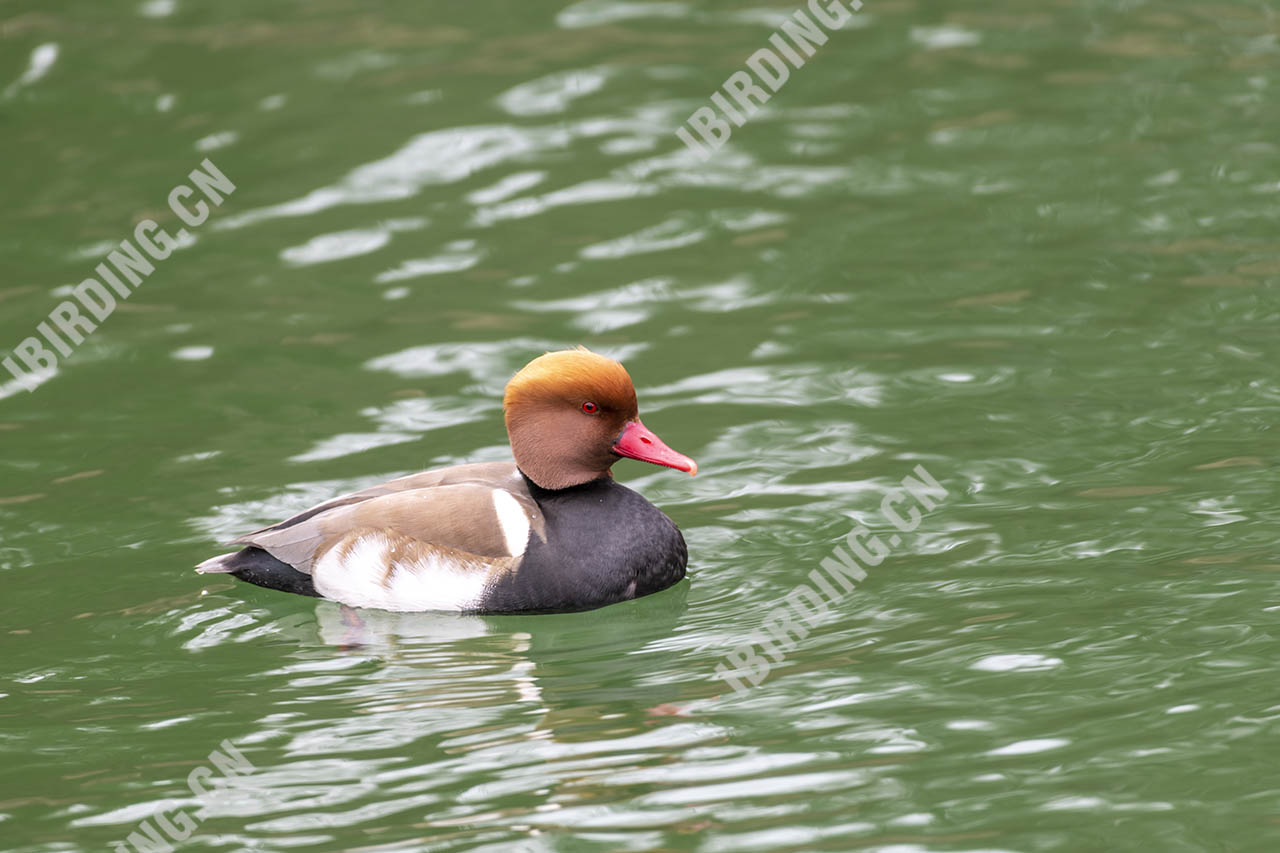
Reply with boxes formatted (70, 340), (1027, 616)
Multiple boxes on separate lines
(581, 401), (599, 414)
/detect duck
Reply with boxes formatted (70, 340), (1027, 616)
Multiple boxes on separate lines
(196, 347), (697, 613)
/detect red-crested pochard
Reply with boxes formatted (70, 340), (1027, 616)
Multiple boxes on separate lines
(196, 348), (697, 613)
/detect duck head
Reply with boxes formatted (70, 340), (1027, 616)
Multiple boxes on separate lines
(503, 348), (698, 490)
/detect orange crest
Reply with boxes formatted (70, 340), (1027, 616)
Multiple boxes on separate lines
(504, 347), (638, 417)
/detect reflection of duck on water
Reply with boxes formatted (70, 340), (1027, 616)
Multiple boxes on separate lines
(309, 580), (693, 733)
(199, 348), (698, 614)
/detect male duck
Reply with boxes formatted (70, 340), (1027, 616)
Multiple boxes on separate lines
(196, 348), (697, 613)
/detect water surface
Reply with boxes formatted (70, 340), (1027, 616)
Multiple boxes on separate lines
(2, 0), (1279, 850)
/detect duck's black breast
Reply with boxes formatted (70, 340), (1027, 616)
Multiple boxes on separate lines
(477, 475), (688, 613)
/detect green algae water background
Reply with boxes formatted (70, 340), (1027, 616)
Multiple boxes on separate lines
(2, 0), (1280, 850)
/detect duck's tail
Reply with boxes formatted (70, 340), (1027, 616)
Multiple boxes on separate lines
(195, 552), (238, 574)
(195, 546), (321, 597)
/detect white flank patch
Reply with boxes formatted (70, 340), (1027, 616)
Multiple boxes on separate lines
(312, 532), (491, 612)
(492, 490), (531, 556)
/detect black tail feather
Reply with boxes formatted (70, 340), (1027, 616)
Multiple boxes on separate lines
(215, 547), (320, 598)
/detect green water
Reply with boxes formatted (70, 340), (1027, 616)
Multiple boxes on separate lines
(3, 0), (1279, 850)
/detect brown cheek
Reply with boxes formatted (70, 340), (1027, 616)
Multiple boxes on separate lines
(567, 411), (616, 457)
(604, 413), (629, 446)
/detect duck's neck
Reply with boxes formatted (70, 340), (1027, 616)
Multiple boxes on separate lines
(520, 469), (613, 497)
